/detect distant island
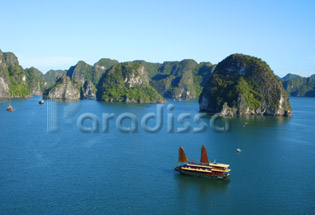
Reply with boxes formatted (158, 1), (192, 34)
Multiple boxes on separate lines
(281, 73), (315, 97)
(0, 49), (313, 107)
(96, 62), (165, 103)
(0, 49), (215, 103)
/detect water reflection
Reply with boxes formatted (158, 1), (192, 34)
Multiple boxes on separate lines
(175, 173), (230, 214)
(233, 115), (291, 127)
(200, 114), (291, 134)
(175, 173), (230, 194)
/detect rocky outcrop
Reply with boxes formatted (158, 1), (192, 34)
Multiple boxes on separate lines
(0, 51), (10, 97)
(199, 54), (292, 116)
(44, 69), (66, 87)
(83, 80), (96, 98)
(137, 60), (214, 100)
(282, 73), (301, 80)
(93, 58), (119, 85)
(3, 52), (19, 67)
(24, 67), (45, 95)
(96, 62), (165, 103)
(43, 76), (81, 100)
(0, 50), (31, 97)
(176, 71), (196, 100)
(281, 75), (315, 97)
(0, 77), (9, 97)
(66, 61), (93, 85)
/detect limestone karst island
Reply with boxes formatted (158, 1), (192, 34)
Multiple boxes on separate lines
(1, 50), (298, 117)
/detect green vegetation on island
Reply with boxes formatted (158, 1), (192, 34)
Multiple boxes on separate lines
(96, 62), (165, 103)
(135, 59), (214, 100)
(199, 54), (292, 116)
(43, 76), (82, 100)
(43, 69), (66, 87)
(281, 75), (315, 97)
(1, 48), (311, 107)
(24, 67), (46, 95)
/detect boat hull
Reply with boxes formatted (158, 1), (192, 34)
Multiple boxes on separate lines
(174, 167), (229, 180)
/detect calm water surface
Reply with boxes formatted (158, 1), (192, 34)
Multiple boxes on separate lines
(0, 97), (314, 215)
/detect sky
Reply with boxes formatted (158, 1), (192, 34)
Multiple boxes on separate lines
(0, 0), (314, 77)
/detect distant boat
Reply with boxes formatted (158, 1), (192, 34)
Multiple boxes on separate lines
(174, 145), (231, 179)
(236, 148), (242, 152)
(7, 93), (13, 111)
(39, 100), (44, 104)
(7, 105), (13, 112)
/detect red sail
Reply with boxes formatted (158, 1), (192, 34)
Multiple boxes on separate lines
(200, 145), (210, 163)
(178, 147), (188, 163)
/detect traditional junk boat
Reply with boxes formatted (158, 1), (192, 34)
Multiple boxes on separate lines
(174, 145), (231, 179)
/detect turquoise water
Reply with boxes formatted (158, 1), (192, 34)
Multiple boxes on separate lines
(0, 96), (314, 215)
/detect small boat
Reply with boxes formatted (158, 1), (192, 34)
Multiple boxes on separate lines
(7, 94), (13, 111)
(236, 148), (242, 152)
(174, 145), (231, 179)
(39, 100), (44, 104)
(7, 105), (13, 112)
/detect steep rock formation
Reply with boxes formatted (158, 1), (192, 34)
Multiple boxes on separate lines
(82, 80), (96, 98)
(66, 61), (93, 85)
(93, 58), (119, 85)
(0, 50), (10, 97)
(199, 54), (292, 116)
(43, 76), (81, 100)
(44, 69), (66, 87)
(136, 59), (214, 100)
(24, 67), (45, 95)
(96, 62), (165, 103)
(282, 75), (315, 97)
(0, 50), (31, 97)
(282, 73), (301, 80)
(66, 59), (119, 87)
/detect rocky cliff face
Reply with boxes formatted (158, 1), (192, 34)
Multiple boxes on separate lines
(0, 76), (10, 97)
(66, 59), (119, 88)
(44, 69), (66, 87)
(137, 60), (214, 100)
(96, 62), (165, 103)
(66, 61), (93, 85)
(0, 51), (10, 97)
(0, 50), (32, 97)
(83, 80), (96, 98)
(44, 61), (97, 100)
(25, 67), (45, 95)
(199, 54), (292, 116)
(282, 75), (315, 97)
(93, 58), (119, 85)
(43, 76), (81, 100)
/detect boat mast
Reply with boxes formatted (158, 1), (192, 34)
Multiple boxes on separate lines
(8, 91), (11, 106)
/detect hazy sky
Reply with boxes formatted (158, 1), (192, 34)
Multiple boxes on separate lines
(0, 0), (314, 77)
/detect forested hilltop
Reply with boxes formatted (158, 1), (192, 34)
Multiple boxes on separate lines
(199, 54), (292, 116)
(0, 50), (46, 98)
(43, 57), (214, 102)
(281, 73), (315, 97)
(0, 50), (68, 98)
(1, 49), (313, 104)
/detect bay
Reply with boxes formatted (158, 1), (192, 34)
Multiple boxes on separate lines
(0, 96), (314, 215)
